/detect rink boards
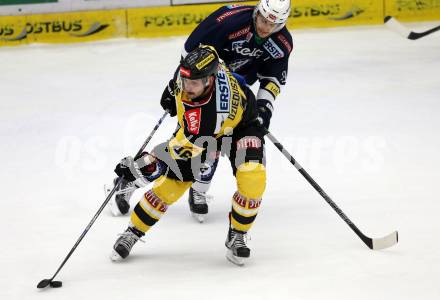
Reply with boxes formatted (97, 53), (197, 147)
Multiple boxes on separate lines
(1, 0), (439, 46)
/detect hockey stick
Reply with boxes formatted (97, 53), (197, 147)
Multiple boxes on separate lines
(37, 110), (169, 289)
(384, 16), (440, 40)
(264, 129), (398, 250)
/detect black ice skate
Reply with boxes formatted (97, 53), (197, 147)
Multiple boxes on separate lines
(107, 177), (138, 216)
(110, 226), (145, 261)
(225, 227), (250, 266)
(188, 187), (209, 223)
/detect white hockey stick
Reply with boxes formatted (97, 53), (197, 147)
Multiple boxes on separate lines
(384, 16), (440, 40)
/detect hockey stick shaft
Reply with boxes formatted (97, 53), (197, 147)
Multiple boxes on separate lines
(384, 16), (440, 40)
(265, 129), (379, 249)
(40, 111), (169, 285)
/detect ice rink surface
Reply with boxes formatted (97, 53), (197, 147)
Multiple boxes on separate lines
(1, 22), (439, 300)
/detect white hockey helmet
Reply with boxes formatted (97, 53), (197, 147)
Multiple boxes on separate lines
(255, 0), (291, 25)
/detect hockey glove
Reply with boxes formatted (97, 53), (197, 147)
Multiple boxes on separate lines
(160, 80), (177, 117)
(256, 99), (273, 129)
(114, 153), (162, 188)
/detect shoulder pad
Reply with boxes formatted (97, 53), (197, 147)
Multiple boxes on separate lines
(215, 5), (255, 23)
(274, 30), (293, 54)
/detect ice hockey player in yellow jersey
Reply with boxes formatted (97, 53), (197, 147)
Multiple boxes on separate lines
(110, 45), (267, 266)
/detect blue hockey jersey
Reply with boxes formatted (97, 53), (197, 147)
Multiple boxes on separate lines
(184, 5), (293, 105)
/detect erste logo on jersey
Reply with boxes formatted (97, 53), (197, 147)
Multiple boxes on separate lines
(216, 69), (230, 112)
(263, 38), (284, 59)
(231, 40), (263, 57)
(184, 108), (201, 135)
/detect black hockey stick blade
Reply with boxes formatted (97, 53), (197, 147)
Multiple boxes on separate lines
(408, 25), (440, 40)
(37, 279), (52, 289)
(384, 16), (440, 40)
(37, 278), (63, 289)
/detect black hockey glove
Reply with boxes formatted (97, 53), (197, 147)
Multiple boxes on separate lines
(114, 153), (162, 188)
(160, 80), (177, 117)
(256, 99), (273, 129)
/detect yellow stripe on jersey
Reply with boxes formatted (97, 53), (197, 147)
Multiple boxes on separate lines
(265, 82), (280, 97)
(215, 66), (245, 138)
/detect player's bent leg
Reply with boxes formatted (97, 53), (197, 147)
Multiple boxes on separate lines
(111, 176), (191, 261)
(152, 175), (193, 206)
(226, 162), (266, 266)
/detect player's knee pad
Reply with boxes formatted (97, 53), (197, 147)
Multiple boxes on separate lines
(152, 175), (192, 205)
(236, 162), (266, 199)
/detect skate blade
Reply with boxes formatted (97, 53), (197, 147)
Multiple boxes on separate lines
(110, 250), (124, 262)
(226, 250), (247, 266)
(191, 213), (206, 223)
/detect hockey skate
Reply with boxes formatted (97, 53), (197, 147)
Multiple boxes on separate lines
(225, 227), (250, 266)
(110, 226), (145, 261)
(188, 187), (211, 223)
(106, 177), (138, 216)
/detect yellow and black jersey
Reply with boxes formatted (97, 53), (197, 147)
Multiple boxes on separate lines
(168, 63), (257, 160)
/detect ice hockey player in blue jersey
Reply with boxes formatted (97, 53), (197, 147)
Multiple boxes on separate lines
(111, 0), (293, 222)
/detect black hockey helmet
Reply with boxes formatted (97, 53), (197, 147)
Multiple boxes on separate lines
(180, 45), (219, 80)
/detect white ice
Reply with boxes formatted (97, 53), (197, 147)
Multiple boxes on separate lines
(1, 22), (439, 300)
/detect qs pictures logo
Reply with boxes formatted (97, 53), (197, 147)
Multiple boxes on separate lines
(0, 20), (109, 41)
